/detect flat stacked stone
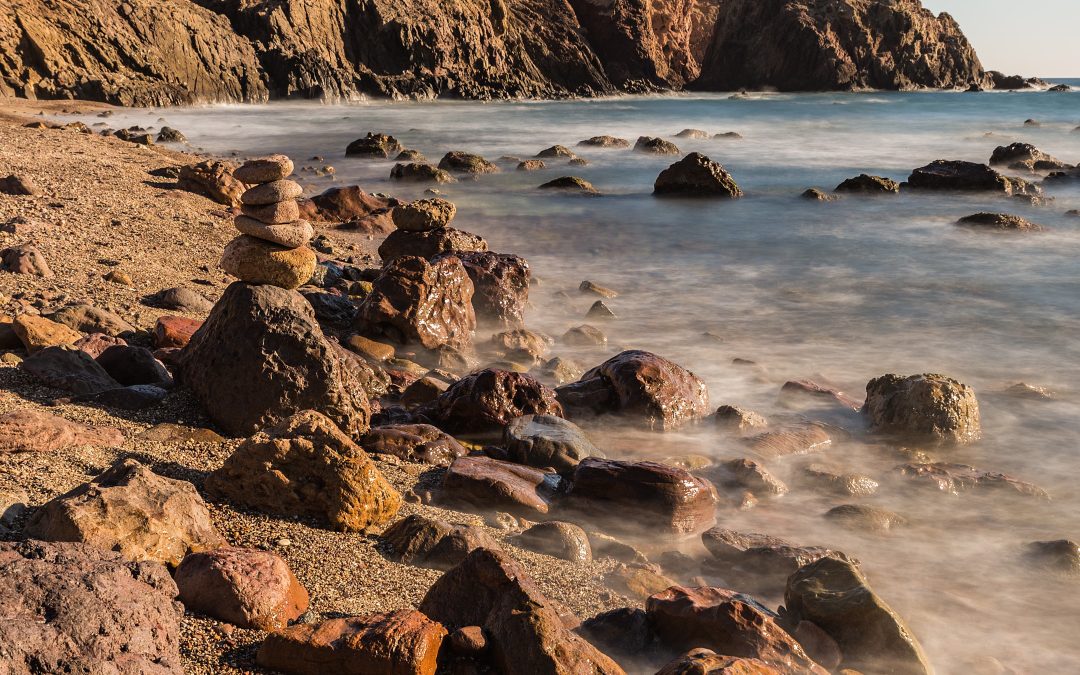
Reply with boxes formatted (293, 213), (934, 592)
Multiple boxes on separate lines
(221, 155), (316, 289)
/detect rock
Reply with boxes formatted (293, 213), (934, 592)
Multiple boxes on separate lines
(44, 304), (132, 337)
(97, 344), (173, 387)
(701, 528), (850, 579)
(989, 142), (1066, 173)
(534, 356), (585, 385)
(518, 159), (547, 171)
(234, 216), (314, 248)
(0, 409), (123, 453)
(378, 226), (488, 263)
(149, 287), (215, 314)
(448, 626), (487, 655)
(241, 179), (303, 206)
(656, 649), (782, 675)
(1024, 540), (1080, 577)
(893, 462), (1048, 498)
(179, 282), (371, 436)
(175, 546), (308, 630)
(356, 255), (476, 351)
(138, 423), (224, 445)
(802, 465), (879, 497)
(441, 455), (560, 516)
(566, 458), (718, 535)
(0, 540), (183, 675)
(390, 162), (457, 183)
(1003, 382), (1054, 399)
(605, 563), (677, 598)
(577, 607), (659, 663)
(834, 174), (900, 194)
(635, 136), (680, 154)
(654, 153), (743, 197)
(153, 315), (202, 348)
(359, 424), (467, 466)
(824, 504), (907, 533)
(243, 199), (302, 224)
(956, 212), (1043, 232)
(206, 410), (401, 531)
(905, 160), (1041, 200)
(579, 136), (630, 148)
(395, 149), (425, 162)
(537, 145), (577, 159)
(439, 151), (499, 174)
(104, 269), (134, 285)
(298, 185), (396, 232)
(746, 423), (833, 459)
(706, 458), (788, 497)
(490, 328), (552, 364)
(539, 176), (599, 194)
(988, 72), (1043, 90)
(802, 188), (839, 201)
(21, 346), (122, 394)
(421, 369), (563, 435)
(0, 173), (39, 195)
(420, 548), (624, 674)
(785, 557), (932, 675)
(675, 129), (710, 139)
(513, 521), (592, 562)
(220, 235), (317, 289)
(503, 413), (603, 473)
(589, 301), (617, 319)
(156, 126), (186, 142)
(12, 314), (82, 353)
(382, 513), (501, 570)
(344, 333), (395, 363)
(257, 610), (446, 675)
(393, 198), (457, 232)
(68, 383), (168, 410)
(346, 132), (403, 158)
(579, 280), (618, 298)
(178, 160), (245, 207)
(779, 379), (862, 410)
(0, 244), (53, 276)
(647, 586), (827, 675)
(715, 405), (768, 433)
(562, 324), (608, 346)
(452, 251), (531, 327)
(863, 373), (981, 444)
(26, 458), (224, 565)
(72, 333), (127, 358)
(234, 154), (294, 183)
(400, 376), (449, 406)
(556, 350), (710, 430)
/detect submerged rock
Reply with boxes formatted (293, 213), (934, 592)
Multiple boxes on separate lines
(956, 212), (1043, 232)
(634, 136), (680, 154)
(701, 527), (850, 579)
(894, 462), (1048, 498)
(579, 136), (630, 148)
(824, 504), (907, 533)
(390, 162), (456, 183)
(441, 455), (560, 516)
(834, 174), (900, 194)
(1024, 540), (1080, 577)
(905, 160), (1041, 200)
(654, 152), (743, 197)
(539, 176), (599, 194)
(801, 188), (838, 201)
(439, 151), (499, 174)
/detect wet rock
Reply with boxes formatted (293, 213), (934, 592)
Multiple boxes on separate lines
(701, 528), (851, 579)
(356, 255), (476, 351)
(441, 455), (560, 516)
(178, 160), (245, 207)
(504, 413), (603, 473)
(12, 314), (82, 352)
(715, 405), (768, 433)
(802, 465), (879, 497)
(989, 142), (1067, 172)
(180, 283), (370, 436)
(421, 368), (563, 435)
(577, 607), (659, 664)
(346, 334), (396, 362)
(801, 188), (839, 201)
(345, 132), (403, 158)
(1003, 382), (1054, 399)
(894, 462), (1048, 498)
(381, 513), (501, 570)
(155, 126), (185, 143)
(905, 160), (1041, 200)
(0, 540), (183, 675)
(390, 162), (457, 183)
(647, 586), (827, 675)
(746, 423), (833, 459)
(298, 185), (396, 231)
(834, 174), (900, 194)
(378, 227), (489, 265)
(392, 198), (457, 232)
(635, 136), (680, 154)
(536, 145), (577, 159)
(21, 346), (122, 394)
(439, 151), (500, 174)
(153, 315), (202, 349)
(579, 136), (631, 148)
(395, 149), (426, 162)
(556, 350), (710, 430)
(0, 173), (39, 195)
(824, 504), (907, 533)
(220, 235), (317, 289)
(1, 244), (53, 276)
(490, 328), (552, 364)
(956, 212), (1043, 232)
(301, 290), (357, 330)
(785, 557), (932, 675)
(656, 649), (781, 675)
(175, 546), (308, 630)
(863, 373), (981, 444)
(654, 153), (743, 198)
(513, 521), (592, 562)
(1024, 540), (1080, 577)
(706, 458), (788, 497)
(26, 457), (224, 565)
(147, 287), (214, 314)
(566, 458), (718, 535)
(400, 376), (450, 406)
(562, 323), (608, 346)
(675, 129), (710, 139)
(420, 548), (624, 674)
(779, 379), (862, 410)
(539, 176), (599, 194)
(449, 251), (531, 327)
(0, 409), (123, 453)
(534, 356), (585, 385)
(97, 345), (173, 387)
(518, 159), (547, 171)
(359, 424), (467, 466)
(605, 563), (677, 598)
(257, 610), (446, 675)
(580, 280), (618, 298)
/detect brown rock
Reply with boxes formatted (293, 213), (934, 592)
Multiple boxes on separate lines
(654, 153), (743, 197)
(298, 185), (396, 233)
(0, 173), (39, 195)
(0, 409), (123, 453)
(234, 216), (314, 248)
(220, 235), (317, 289)
(656, 649), (782, 675)
(701, 528), (850, 579)
(834, 174), (900, 194)
(234, 154), (294, 184)
(345, 334), (396, 362)
(503, 413), (603, 474)
(539, 176), (599, 194)
(562, 324), (607, 346)
(20, 346), (123, 394)
(12, 314), (82, 353)
(706, 458), (788, 497)
(863, 373), (981, 444)
(178, 160), (245, 207)
(1, 244), (53, 277)
(452, 251), (531, 327)
(513, 521), (592, 562)
(153, 315), (202, 348)
(392, 198), (457, 232)
(578, 136), (631, 148)
(390, 162), (457, 184)
(49, 303), (136, 336)
(715, 405), (768, 433)
(956, 212), (1043, 232)
(441, 455), (559, 516)
(346, 132), (403, 158)
(824, 504), (907, 533)
(519, 159), (547, 171)
(1024, 540), (1080, 577)
(779, 379), (863, 410)
(802, 465), (879, 497)
(439, 151), (499, 174)
(747, 423), (833, 459)
(241, 179), (303, 206)
(906, 160), (1041, 200)
(359, 424), (467, 466)
(894, 462), (1048, 498)
(421, 368), (563, 435)
(635, 136), (680, 154)
(243, 199), (302, 225)
(72, 333), (127, 358)
(378, 226), (489, 263)
(605, 563), (677, 598)
(382, 513), (502, 570)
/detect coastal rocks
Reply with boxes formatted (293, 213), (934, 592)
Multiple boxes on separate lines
(297, 185), (396, 231)
(503, 414), (603, 473)
(579, 136), (630, 148)
(707, 458), (788, 497)
(537, 144), (578, 159)
(539, 176), (599, 194)
(715, 406), (768, 433)
(1, 244), (53, 277)
(234, 153), (293, 183)
(824, 504), (907, 533)
(359, 424), (467, 466)
(0, 540), (183, 675)
(785, 557), (932, 675)
(345, 132), (403, 158)
(422, 369), (562, 435)
(893, 462), (1048, 498)
(12, 314), (81, 352)
(834, 174), (900, 194)
(355, 255), (476, 351)
(654, 153), (743, 197)
(905, 160), (1041, 200)
(441, 455), (559, 516)
(175, 547), (309, 630)
(20, 346), (122, 394)
(419, 548), (624, 675)
(390, 162), (456, 183)
(747, 423), (833, 459)
(179, 282), (371, 436)
(565, 458), (718, 535)
(802, 465), (879, 497)
(220, 235), (316, 289)
(178, 160), (245, 207)
(635, 136), (680, 155)
(1024, 540), (1080, 577)
(25, 458), (225, 566)
(656, 650), (781, 675)
(378, 227), (488, 263)
(381, 514), (500, 570)
(802, 188), (839, 202)
(701, 528), (850, 579)
(392, 198), (457, 231)
(956, 213), (1043, 232)
(205, 410), (401, 532)
(513, 521), (592, 562)
(863, 373), (981, 444)
(439, 151), (499, 175)
(453, 251), (531, 326)
(256, 610), (446, 675)
(989, 142), (1067, 173)
(518, 159), (547, 171)
(556, 350), (710, 430)
(0, 409), (123, 453)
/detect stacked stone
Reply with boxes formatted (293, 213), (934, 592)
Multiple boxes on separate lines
(220, 155), (317, 290)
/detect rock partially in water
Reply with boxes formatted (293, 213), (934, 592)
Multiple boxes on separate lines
(536, 144), (577, 159)
(439, 151), (500, 174)
(801, 188), (839, 201)
(863, 373), (981, 444)
(392, 198), (457, 232)
(894, 462), (1048, 498)
(378, 227), (488, 263)
(539, 176), (599, 194)
(714, 405), (768, 433)
(1024, 540), (1080, 577)
(421, 368), (563, 435)
(345, 132), (403, 158)
(440, 455), (560, 516)
(578, 136), (630, 148)
(449, 251), (531, 328)
(779, 379), (862, 410)
(802, 464), (879, 497)
(562, 324), (607, 346)
(503, 413), (603, 474)
(746, 423), (833, 459)
(956, 212), (1043, 232)
(518, 159), (547, 171)
(824, 504), (907, 534)
(989, 142), (1069, 173)
(701, 527), (850, 579)
(656, 649), (781, 675)
(905, 160), (1042, 201)
(704, 457), (788, 497)
(654, 152), (743, 198)
(634, 136), (680, 155)
(834, 174), (900, 194)
(390, 162), (457, 183)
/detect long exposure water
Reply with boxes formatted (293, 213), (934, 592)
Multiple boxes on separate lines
(96, 86), (1080, 672)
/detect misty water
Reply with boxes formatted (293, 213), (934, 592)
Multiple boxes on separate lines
(102, 86), (1080, 672)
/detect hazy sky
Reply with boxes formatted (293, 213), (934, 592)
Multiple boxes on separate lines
(923, 0), (1080, 76)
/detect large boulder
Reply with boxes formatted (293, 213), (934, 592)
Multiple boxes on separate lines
(503, 414), (603, 473)
(419, 547), (625, 674)
(556, 350), (710, 430)
(905, 160), (1041, 199)
(450, 251), (531, 327)
(179, 282), (370, 437)
(24, 458), (225, 566)
(378, 227), (488, 263)
(654, 153), (743, 197)
(565, 458), (717, 535)
(863, 373), (981, 444)
(989, 142), (1068, 173)
(784, 557), (932, 675)
(0, 540), (183, 674)
(421, 369), (563, 435)
(0, 409), (123, 454)
(355, 255), (476, 351)
(205, 411), (401, 532)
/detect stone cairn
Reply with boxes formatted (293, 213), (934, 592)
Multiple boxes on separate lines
(220, 154), (316, 289)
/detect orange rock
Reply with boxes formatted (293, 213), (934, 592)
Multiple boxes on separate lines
(153, 315), (202, 349)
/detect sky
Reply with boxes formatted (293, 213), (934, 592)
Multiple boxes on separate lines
(922, 0), (1080, 76)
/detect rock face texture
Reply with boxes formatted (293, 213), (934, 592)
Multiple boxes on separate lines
(0, 0), (989, 103)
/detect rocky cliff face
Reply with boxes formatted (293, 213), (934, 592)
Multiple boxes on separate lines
(0, 0), (990, 104)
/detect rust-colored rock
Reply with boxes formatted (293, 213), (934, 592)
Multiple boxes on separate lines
(657, 649), (782, 675)
(450, 251), (531, 327)
(746, 423), (834, 459)
(378, 227), (488, 263)
(441, 455), (559, 516)
(154, 315), (203, 349)
(421, 368), (563, 434)
(179, 159), (246, 206)
(0, 409), (123, 454)
(359, 424), (467, 466)
(12, 314), (82, 353)
(298, 185), (396, 233)
(382, 513), (502, 570)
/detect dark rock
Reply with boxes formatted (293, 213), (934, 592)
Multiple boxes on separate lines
(392, 197), (457, 232)
(439, 152), (499, 174)
(801, 188), (838, 201)
(298, 185), (396, 232)
(378, 227), (488, 263)
(562, 324), (607, 346)
(71, 384), (170, 410)
(989, 142), (1066, 173)
(634, 136), (680, 154)
(905, 160), (1041, 200)
(421, 368), (563, 435)
(824, 504), (907, 533)
(586, 299), (617, 319)
(96, 345), (173, 387)
(701, 527), (851, 580)
(539, 176), (599, 194)
(300, 290), (358, 330)
(512, 520), (592, 562)
(863, 373), (981, 444)
(1024, 540), (1080, 577)
(359, 424), (467, 466)
(834, 174), (899, 194)
(536, 145), (577, 159)
(390, 162), (456, 183)
(345, 132), (403, 158)
(21, 346), (122, 394)
(518, 159), (547, 171)
(441, 455), (560, 516)
(577, 607), (660, 664)
(956, 212), (1043, 232)
(779, 379), (862, 410)
(654, 153), (742, 197)
(579, 136), (630, 148)
(156, 126), (186, 142)
(382, 513), (502, 570)
(503, 413), (603, 473)
(449, 251), (531, 328)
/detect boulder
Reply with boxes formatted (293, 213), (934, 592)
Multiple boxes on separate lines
(956, 212), (1043, 232)
(519, 159), (547, 171)
(12, 314), (82, 352)
(701, 527), (852, 580)
(863, 373), (981, 444)
(635, 136), (680, 154)
(257, 610), (446, 675)
(801, 188), (838, 201)
(905, 160), (1041, 199)
(451, 251), (531, 327)
(503, 413), (603, 473)
(784, 557), (932, 675)
(539, 176), (599, 194)
(656, 649), (781, 675)
(0, 409), (123, 453)
(179, 282), (370, 436)
(153, 315), (202, 348)
(438, 151), (499, 174)
(378, 226), (488, 263)
(988, 142), (1066, 172)
(298, 185), (396, 232)
(0, 244), (53, 276)
(178, 160), (244, 207)
(96, 345), (173, 387)
(565, 458), (718, 535)
(441, 455), (560, 516)
(381, 514), (501, 570)
(174, 546), (309, 630)
(675, 129), (710, 139)
(556, 350), (710, 430)
(390, 162), (456, 183)
(512, 521), (592, 562)
(562, 324), (607, 346)
(578, 136), (631, 148)
(392, 198), (457, 231)
(0, 173), (39, 195)
(220, 235), (318, 289)
(359, 424), (467, 466)
(536, 145), (577, 159)
(0, 540), (183, 675)
(490, 328), (552, 364)
(205, 410), (401, 532)
(421, 369), (563, 435)
(25, 458), (225, 566)
(834, 174), (900, 194)
(654, 153), (743, 197)
(346, 132), (403, 158)
(21, 346), (123, 394)
(419, 548), (625, 674)
(49, 303), (136, 335)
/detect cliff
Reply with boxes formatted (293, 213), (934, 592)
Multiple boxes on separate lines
(0, 0), (991, 105)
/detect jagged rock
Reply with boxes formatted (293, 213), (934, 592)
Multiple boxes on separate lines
(72, 333), (126, 358)
(0, 409), (123, 453)
(0, 244), (53, 276)
(654, 153), (743, 197)
(441, 455), (560, 516)
(989, 142), (1067, 172)
(439, 151), (499, 174)
(205, 410), (401, 531)
(359, 424), (467, 466)
(956, 212), (1043, 232)
(96, 345), (173, 387)
(421, 369), (563, 435)
(390, 162), (456, 184)
(577, 607), (660, 664)
(21, 346), (122, 394)
(378, 227), (489, 263)
(156, 126), (186, 143)
(834, 174), (900, 194)
(513, 521), (592, 562)
(518, 159), (546, 171)
(863, 373), (981, 444)
(25, 458), (225, 566)
(451, 251), (531, 327)
(634, 136), (680, 154)
(345, 132), (403, 158)
(179, 282), (371, 436)
(178, 160), (246, 207)
(503, 414), (603, 473)
(381, 514), (501, 570)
